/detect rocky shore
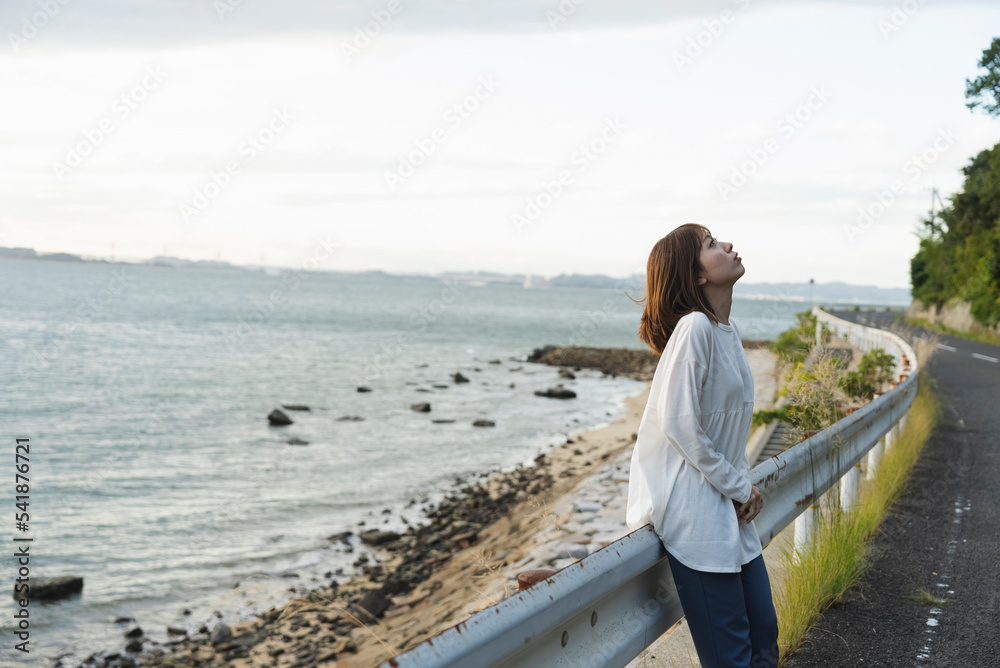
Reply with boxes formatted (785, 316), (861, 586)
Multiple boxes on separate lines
(525, 341), (771, 383)
(72, 343), (777, 668)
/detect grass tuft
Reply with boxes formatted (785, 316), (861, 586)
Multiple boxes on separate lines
(910, 588), (949, 607)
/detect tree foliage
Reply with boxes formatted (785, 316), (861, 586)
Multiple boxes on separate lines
(910, 144), (1000, 327)
(966, 37), (1000, 116)
(910, 37), (1000, 328)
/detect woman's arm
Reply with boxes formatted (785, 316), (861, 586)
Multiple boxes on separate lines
(658, 358), (753, 504)
(656, 315), (752, 504)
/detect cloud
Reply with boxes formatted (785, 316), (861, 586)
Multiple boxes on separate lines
(3, 0), (960, 49)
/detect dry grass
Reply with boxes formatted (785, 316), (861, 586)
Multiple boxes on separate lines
(909, 587), (949, 607)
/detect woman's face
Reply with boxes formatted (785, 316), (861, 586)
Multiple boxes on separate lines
(697, 232), (745, 288)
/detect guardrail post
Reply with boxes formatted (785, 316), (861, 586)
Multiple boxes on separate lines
(793, 506), (818, 563)
(867, 436), (884, 480)
(883, 413), (906, 454)
(840, 463), (861, 511)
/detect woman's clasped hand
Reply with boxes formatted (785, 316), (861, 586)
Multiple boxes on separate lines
(733, 485), (762, 524)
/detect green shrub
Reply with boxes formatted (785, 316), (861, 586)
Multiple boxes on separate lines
(769, 310), (831, 366)
(838, 348), (896, 400)
(751, 405), (793, 428)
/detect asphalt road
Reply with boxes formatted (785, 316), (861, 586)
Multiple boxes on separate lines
(782, 311), (1000, 668)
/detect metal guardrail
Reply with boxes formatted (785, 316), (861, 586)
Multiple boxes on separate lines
(380, 308), (919, 668)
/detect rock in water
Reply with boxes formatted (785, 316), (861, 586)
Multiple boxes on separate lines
(16, 576), (83, 600)
(472, 419), (495, 427)
(287, 437), (309, 445)
(452, 372), (469, 383)
(281, 404), (310, 411)
(533, 386), (577, 399)
(410, 402), (431, 412)
(268, 409), (293, 425)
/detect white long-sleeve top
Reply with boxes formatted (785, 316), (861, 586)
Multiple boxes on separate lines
(625, 310), (761, 572)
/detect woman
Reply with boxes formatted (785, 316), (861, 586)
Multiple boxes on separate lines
(625, 224), (779, 668)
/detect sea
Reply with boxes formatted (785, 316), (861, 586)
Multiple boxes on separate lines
(0, 259), (803, 666)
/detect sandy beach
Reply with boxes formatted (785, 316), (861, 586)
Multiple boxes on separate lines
(89, 345), (779, 668)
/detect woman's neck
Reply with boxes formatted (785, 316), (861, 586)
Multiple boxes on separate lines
(702, 286), (734, 325)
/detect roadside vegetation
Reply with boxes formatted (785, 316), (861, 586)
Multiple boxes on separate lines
(760, 310), (898, 437)
(766, 325), (940, 664)
(903, 316), (1000, 347)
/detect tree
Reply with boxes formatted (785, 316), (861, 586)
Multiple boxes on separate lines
(910, 144), (1000, 326)
(966, 37), (1000, 116)
(910, 37), (1000, 331)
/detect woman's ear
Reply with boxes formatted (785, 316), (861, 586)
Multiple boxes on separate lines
(696, 274), (707, 286)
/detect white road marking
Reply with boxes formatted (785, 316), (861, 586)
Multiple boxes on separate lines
(971, 353), (999, 363)
(937, 344), (957, 352)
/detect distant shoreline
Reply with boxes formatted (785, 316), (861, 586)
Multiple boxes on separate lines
(0, 246), (912, 304)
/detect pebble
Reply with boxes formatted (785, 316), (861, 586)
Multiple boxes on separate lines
(558, 521), (586, 534)
(573, 502), (603, 513)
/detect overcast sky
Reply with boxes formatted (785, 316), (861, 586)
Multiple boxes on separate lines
(2, 0), (997, 288)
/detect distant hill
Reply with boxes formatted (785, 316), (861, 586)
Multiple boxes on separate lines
(0, 247), (86, 262)
(0, 246), (238, 270)
(0, 246), (910, 304)
(436, 270), (910, 305)
(146, 255), (238, 270)
(733, 281), (911, 305)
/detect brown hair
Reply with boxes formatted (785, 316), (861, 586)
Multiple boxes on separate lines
(628, 223), (719, 355)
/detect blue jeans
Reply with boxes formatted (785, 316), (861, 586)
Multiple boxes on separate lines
(666, 551), (780, 668)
